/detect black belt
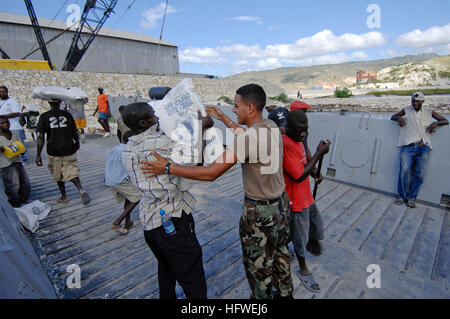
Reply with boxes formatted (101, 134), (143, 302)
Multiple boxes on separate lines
(244, 194), (283, 206)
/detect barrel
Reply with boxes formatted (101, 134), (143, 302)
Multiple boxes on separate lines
(148, 87), (171, 100)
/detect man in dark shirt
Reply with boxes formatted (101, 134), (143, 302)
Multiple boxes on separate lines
(36, 99), (91, 205)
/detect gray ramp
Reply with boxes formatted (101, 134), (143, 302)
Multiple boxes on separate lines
(21, 133), (449, 299)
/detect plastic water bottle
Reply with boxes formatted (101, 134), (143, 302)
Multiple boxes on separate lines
(160, 209), (176, 236)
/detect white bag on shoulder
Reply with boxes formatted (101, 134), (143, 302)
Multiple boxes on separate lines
(151, 78), (208, 164)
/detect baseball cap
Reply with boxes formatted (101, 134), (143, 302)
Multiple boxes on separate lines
(290, 100), (311, 111)
(268, 107), (289, 128)
(412, 92), (425, 101)
(97, 86), (104, 90)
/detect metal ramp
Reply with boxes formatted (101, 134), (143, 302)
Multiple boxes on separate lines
(23, 135), (449, 299)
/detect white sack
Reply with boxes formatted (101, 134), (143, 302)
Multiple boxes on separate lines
(14, 200), (52, 233)
(32, 86), (87, 103)
(23, 103), (40, 112)
(151, 78), (206, 147)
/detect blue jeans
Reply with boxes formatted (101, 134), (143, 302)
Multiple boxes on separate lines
(11, 129), (28, 163)
(397, 142), (430, 201)
(1, 162), (31, 207)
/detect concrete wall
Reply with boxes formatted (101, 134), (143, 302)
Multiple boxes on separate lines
(0, 68), (283, 109)
(0, 68), (284, 134)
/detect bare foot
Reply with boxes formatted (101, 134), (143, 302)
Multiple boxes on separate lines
(111, 224), (128, 234)
(125, 220), (140, 230)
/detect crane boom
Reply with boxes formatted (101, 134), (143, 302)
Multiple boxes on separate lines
(62, 0), (118, 71)
(23, 0), (54, 70)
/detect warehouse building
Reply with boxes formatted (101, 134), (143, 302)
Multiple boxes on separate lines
(0, 12), (179, 74)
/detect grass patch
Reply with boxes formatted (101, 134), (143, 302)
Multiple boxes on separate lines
(368, 88), (450, 97)
(439, 71), (450, 78)
(334, 88), (353, 98)
(269, 93), (289, 103)
(218, 95), (233, 105)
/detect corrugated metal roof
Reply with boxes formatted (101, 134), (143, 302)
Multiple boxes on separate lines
(0, 11), (177, 47)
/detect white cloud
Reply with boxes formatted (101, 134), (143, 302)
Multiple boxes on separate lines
(180, 29), (386, 74)
(140, 2), (177, 30)
(179, 47), (224, 64)
(265, 30), (386, 59)
(227, 16), (263, 25)
(396, 23), (450, 55)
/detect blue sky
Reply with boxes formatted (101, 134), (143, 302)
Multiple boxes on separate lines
(3, 0), (450, 76)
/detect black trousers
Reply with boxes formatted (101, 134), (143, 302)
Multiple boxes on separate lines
(144, 211), (207, 299)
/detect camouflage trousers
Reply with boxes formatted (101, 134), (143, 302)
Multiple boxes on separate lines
(239, 192), (294, 299)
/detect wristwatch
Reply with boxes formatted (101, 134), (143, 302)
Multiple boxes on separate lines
(164, 163), (171, 174)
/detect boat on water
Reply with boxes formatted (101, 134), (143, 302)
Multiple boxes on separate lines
(1, 105), (449, 299)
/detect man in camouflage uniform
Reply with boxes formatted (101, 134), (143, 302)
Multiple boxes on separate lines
(142, 84), (294, 299)
(240, 192), (292, 298)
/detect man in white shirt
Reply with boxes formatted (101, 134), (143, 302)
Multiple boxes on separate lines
(391, 92), (448, 208)
(0, 86), (28, 163)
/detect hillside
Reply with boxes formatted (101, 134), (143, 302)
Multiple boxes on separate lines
(224, 54), (448, 90)
(373, 55), (450, 88)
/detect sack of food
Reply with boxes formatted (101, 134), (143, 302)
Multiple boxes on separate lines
(32, 86), (87, 103)
(150, 78), (207, 164)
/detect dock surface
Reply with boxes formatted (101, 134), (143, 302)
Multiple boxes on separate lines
(24, 135), (449, 299)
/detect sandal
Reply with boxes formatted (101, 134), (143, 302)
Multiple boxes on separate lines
(299, 272), (321, 293)
(407, 200), (416, 208)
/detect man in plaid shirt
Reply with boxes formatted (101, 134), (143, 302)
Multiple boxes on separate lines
(122, 102), (211, 299)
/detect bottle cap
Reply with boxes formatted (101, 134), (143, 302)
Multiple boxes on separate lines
(159, 209), (165, 215)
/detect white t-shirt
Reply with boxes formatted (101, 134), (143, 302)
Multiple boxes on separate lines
(397, 106), (433, 149)
(0, 97), (22, 130)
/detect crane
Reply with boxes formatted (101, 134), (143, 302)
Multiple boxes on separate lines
(23, 0), (54, 69)
(62, 0), (118, 71)
(21, 0), (117, 71)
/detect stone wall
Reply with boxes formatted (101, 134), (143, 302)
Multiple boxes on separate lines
(0, 68), (284, 111)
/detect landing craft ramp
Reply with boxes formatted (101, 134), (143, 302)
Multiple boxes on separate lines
(20, 133), (448, 299)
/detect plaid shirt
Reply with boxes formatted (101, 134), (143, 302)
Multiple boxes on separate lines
(122, 125), (197, 231)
